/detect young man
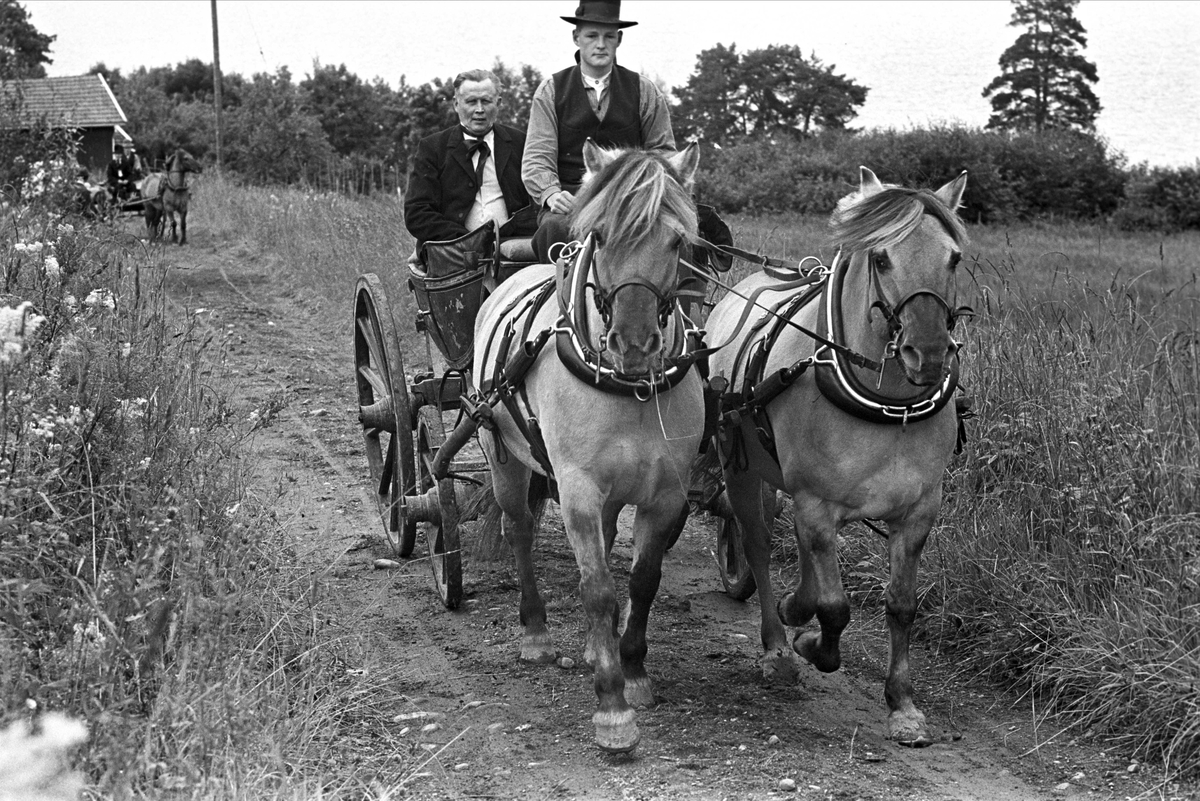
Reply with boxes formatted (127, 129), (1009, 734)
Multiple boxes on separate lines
(521, 1), (675, 263)
(404, 69), (535, 250)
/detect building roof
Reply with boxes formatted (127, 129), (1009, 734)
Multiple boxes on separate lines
(0, 74), (127, 128)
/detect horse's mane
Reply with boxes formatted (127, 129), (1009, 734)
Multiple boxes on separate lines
(569, 150), (697, 259)
(829, 186), (968, 253)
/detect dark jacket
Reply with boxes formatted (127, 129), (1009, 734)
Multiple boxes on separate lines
(404, 123), (535, 246)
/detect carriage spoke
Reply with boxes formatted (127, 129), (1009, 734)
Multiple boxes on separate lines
(356, 316), (385, 365)
(377, 435), (395, 497)
(358, 363), (388, 398)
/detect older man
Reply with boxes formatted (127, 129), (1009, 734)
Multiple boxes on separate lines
(405, 69), (535, 249)
(522, 1), (675, 263)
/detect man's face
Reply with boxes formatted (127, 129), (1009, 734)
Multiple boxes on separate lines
(573, 25), (622, 73)
(454, 79), (500, 137)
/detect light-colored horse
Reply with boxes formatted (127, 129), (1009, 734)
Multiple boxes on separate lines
(472, 141), (703, 753)
(706, 167), (970, 746)
(158, 148), (203, 245)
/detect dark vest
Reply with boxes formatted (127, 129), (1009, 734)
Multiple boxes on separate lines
(553, 64), (642, 192)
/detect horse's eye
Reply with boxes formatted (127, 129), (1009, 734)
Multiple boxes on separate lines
(871, 252), (891, 271)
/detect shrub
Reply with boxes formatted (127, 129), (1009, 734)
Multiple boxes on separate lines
(1114, 164), (1200, 232)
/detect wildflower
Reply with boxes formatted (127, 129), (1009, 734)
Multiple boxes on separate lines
(43, 254), (61, 282)
(63, 295), (78, 314)
(0, 712), (88, 801)
(0, 301), (46, 365)
(83, 289), (115, 311)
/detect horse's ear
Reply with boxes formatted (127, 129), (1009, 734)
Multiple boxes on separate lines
(859, 166), (884, 198)
(935, 171), (968, 211)
(667, 142), (700, 187)
(582, 139), (614, 179)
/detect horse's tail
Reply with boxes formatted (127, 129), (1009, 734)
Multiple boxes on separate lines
(467, 472), (553, 562)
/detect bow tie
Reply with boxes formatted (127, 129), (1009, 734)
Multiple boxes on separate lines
(465, 137), (490, 157)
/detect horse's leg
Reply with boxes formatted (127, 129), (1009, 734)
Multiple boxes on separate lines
(560, 478), (637, 753)
(780, 499), (850, 674)
(883, 498), (939, 747)
(724, 469), (797, 683)
(485, 439), (556, 664)
(618, 497), (682, 708)
(585, 504), (622, 667)
(179, 206), (187, 246)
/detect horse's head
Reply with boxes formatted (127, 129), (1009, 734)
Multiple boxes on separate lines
(832, 167), (969, 387)
(169, 149), (203, 174)
(569, 140), (699, 375)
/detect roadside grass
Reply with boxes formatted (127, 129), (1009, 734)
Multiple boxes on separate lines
(0, 198), (416, 799)
(204, 175), (1199, 783)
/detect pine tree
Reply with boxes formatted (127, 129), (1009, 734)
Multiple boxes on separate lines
(983, 0), (1100, 132)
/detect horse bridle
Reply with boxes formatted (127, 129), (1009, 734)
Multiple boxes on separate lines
(580, 233), (685, 331)
(865, 249), (974, 354)
(165, 158), (191, 192)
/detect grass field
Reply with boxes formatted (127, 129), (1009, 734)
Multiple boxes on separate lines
(3, 176), (1194, 797)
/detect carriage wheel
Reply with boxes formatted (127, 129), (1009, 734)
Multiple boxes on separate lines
(716, 513), (758, 601)
(353, 274), (417, 557)
(715, 485), (778, 601)
(416, 406), (463, 609)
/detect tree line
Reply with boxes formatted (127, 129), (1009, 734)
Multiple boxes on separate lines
(7, 0), (1196, 230)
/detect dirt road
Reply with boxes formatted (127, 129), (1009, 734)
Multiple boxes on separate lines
(160, 226), (1165, 801)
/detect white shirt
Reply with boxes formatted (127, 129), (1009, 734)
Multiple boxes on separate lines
(464, 129), (508, 231)
(582, 70), (611, 114)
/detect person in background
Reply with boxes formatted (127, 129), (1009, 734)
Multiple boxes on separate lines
(521, 0), (674, 263)
(404, 69), (536, 250)
(105, 145), (129, 202)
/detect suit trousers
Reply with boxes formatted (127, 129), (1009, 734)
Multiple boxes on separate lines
(532, 207), (573, 264)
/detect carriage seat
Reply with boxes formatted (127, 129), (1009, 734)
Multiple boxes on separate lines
(498, 236), (536, 263)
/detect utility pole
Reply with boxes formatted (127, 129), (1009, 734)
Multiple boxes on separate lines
(211, 0), (223, 174)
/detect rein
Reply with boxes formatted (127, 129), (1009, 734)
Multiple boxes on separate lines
(678, 249), (885, 373)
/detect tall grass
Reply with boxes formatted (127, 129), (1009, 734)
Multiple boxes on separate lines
(0, 186), (420, 798)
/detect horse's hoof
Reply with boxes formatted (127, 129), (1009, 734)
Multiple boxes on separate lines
(519, 632), (557, 664)
(777, 592), (812, 627)
(793, 631), (841, 673)
(594, 709), (639, 753)
(888, 710), (933, 747)
(623, 676), (655, 709)
(760, 648), (799, 685)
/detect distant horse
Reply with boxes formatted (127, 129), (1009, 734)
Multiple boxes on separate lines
(138, 174), (164, 241)
(152, 148), (203, 245)
(705, 167), (971, 747)
(472, 141), (703, 753)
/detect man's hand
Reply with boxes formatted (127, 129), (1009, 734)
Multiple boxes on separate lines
(546, 190), (576, 215)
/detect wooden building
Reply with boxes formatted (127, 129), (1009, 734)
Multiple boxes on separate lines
(0, 74), (128, 174)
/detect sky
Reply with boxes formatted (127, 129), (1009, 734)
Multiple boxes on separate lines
(21, 0), (1200, 167)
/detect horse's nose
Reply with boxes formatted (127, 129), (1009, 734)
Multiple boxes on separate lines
(606, 326), (662, 374)
(899, 337), (956, 386)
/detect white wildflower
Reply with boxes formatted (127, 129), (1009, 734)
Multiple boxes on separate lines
(0, 712), (88, 801)
(43, 255), (61, 282)
(83, 289), (115, 311)
(0, 301), (46, 365)
(63, 295), (78, 314)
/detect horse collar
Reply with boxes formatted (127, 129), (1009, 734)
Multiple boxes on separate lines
(554, 234), (701, 400)
(813, 250), (960, 424)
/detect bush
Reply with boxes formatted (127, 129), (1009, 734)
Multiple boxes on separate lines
(1114, 164), (1200, 232)
(698, 126), (1130, 226)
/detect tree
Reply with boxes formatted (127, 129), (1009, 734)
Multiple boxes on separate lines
(672, 43), (868, 144)
(983, 0), (1100, 132)
(224, 68), (334, 184)
(0, 0), (54, 79)
(301, 61), (391, 158)
(490, 58), (543, 131)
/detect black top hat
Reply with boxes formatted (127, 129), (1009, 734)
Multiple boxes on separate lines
(561, 1), (637, 28)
